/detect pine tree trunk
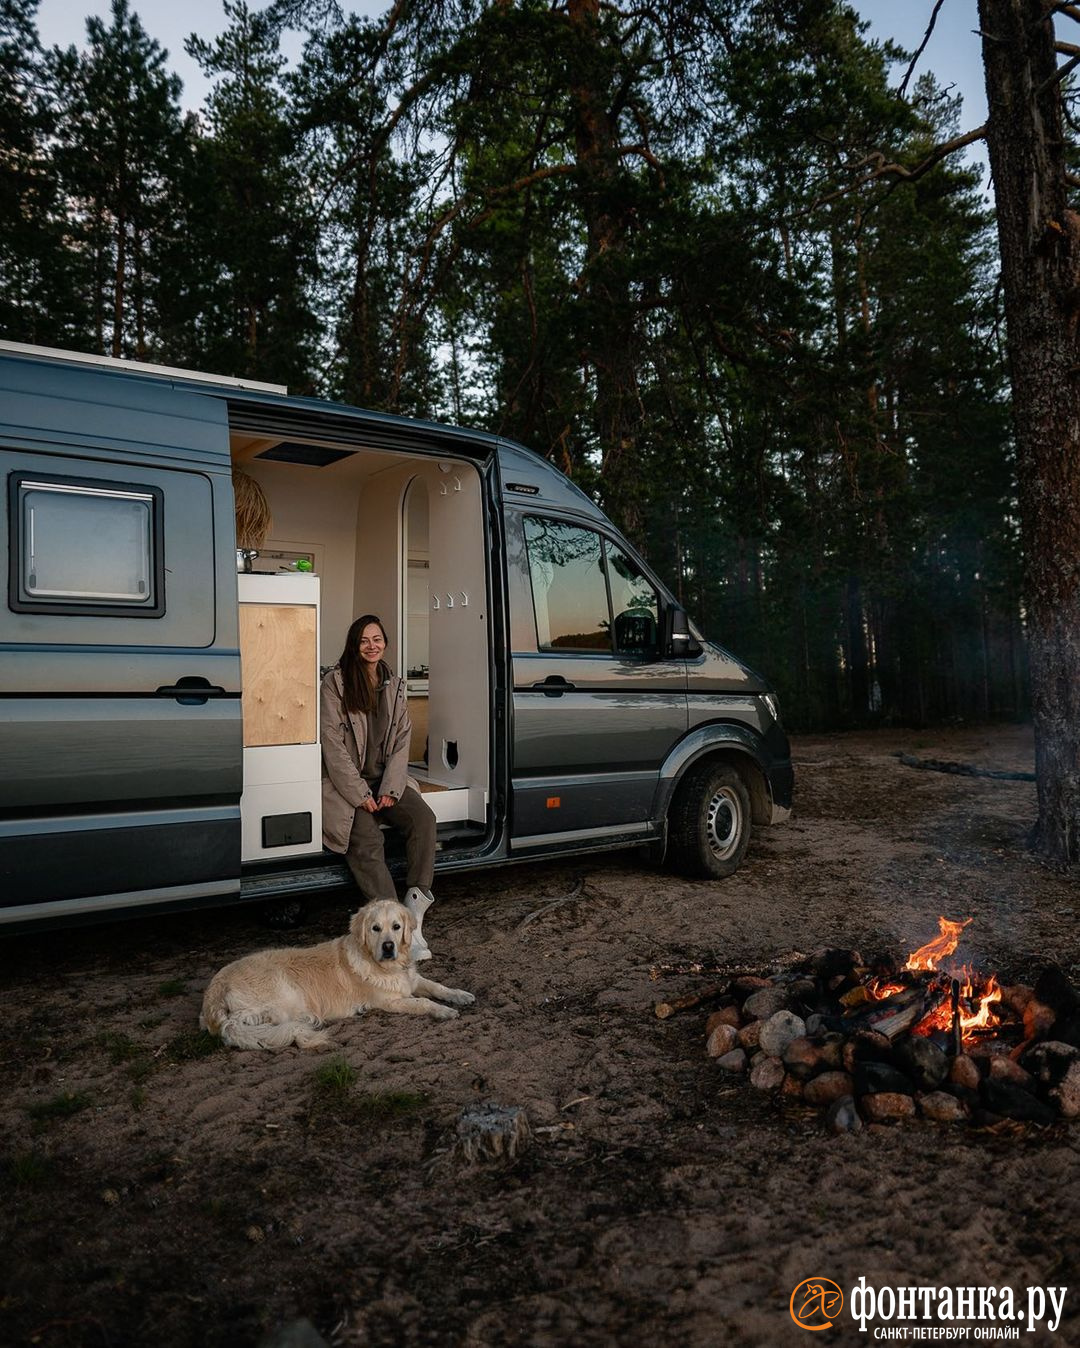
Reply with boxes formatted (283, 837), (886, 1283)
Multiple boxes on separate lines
(567, 0), (642, 538)
(979, 0), (1080, 861)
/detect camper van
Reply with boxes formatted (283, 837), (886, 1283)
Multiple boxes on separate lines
(0, 342), (792, 931)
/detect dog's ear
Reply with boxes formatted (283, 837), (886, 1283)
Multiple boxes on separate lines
(349, 906), (369, 947)
(400, 906), (415, 952)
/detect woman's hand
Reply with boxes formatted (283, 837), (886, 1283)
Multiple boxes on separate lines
(360, 797), (381, 813)
(377, 795), (396, 810)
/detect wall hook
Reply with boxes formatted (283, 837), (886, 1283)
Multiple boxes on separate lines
(432, 594), (440, 610)
(445, 593), (454, 608)
(460, 591), (469, 606)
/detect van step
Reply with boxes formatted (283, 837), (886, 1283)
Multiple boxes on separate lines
(240, 863), (352, 900)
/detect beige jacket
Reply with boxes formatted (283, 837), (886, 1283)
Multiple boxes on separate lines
(320, 664), (418, 853)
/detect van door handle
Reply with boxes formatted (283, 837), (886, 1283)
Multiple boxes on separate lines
(531, 676), (575, 696)
(156, 678), (226, 705)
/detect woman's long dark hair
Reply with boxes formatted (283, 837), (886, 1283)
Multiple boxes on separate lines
(339, 614), (389, 715)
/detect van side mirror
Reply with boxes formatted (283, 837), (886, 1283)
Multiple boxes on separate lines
(662, 604), (702, 659)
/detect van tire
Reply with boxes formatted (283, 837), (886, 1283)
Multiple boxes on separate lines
(666, 761), (751, 879)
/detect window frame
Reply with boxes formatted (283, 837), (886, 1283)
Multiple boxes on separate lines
(522, 513), (662, 660)
(8, 471), (166, 618)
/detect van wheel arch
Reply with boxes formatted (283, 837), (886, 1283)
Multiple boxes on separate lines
(665, 750), (763, 879)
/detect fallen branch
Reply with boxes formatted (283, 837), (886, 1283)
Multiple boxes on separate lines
(654, 984), (726, 1019)
(895, 753), (1036, 782)
(517, 877), (586, 930)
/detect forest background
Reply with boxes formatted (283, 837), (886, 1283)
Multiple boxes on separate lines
(0, 0), (1021, 735)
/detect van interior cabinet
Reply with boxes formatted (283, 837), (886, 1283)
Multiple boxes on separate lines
(238, 573), (322, 861)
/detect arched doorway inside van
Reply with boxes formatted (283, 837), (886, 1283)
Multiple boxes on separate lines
(403, 477), (430, 764)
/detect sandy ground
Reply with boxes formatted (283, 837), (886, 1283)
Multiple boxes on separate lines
(2, 726), (1078, 1348)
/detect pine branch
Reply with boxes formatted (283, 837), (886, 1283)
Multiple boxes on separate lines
(899, 0), (947, 98)
(796, 124), (987, 217)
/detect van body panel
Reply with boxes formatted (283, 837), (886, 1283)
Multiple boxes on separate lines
(653, 718), (795, 820)
(0, 356), (232, 468)
(0, 357), (242, 918)
(0, 811), (239, 905)
(0, 697), (241, 808)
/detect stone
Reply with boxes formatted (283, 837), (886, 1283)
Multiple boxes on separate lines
(259, 1320), (330, 1348)
(947, 1084), (981, 1112)
(1052, 1012), (1080, 1050)
(894, 1037), (949, 1092)
(988, 1056), (1034, 1090)
(808, 948), (863, 979)
(999, 983), (1034, 1017)
(919, 1091), (967, 1123)
(758, 1010), (806, 1057)
(981, 1080), (1057, 1125)
(715, 1048), (747, 1073)
(782, 1037), (823, 1080)
(706, 1006), (742, 1035)
(804, 1013), (826, 1036)
(1034, 967), (1080, 1019)
(706, 1023), (739, 1058)
(787, 978), (818, 1001)
(824, 1095), (862, 1135)
(949, 1054), (982, 1091)
(1050, 1061), (1080, 1118)
(743, 986), (790, 1021)
(860, 1092), (916, 1123)
(1021, 1040), (1079, 1084)
(842, 1030), (893, 1075)
(1023, 998), (1056, 1040)
(749, 1055), (785, 1091)
(780, 1073), (804, 1100)
(854, 1060), (915, 1097)
(818, 1034), (845, 1071)
(804, 1071), (855, 1108)
(736, 1020), (763, 1051)
(731, 975), (772, 1001)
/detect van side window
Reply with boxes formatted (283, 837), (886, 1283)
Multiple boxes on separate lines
(9, 473), (164, 616)
(523, 516), (611, 651)
(605, 541), (659, 656)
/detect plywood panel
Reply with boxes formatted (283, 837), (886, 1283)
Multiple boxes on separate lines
(408, 694), (429, 761)
(240, 604), (317, 746)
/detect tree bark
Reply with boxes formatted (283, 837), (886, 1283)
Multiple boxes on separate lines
(567, 0), (643, 539)
(978, 0), (1080, 862)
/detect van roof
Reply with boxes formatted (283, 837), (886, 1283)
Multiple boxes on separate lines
(0, 341), (608, 526)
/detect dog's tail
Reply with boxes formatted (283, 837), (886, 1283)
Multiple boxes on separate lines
(200, 980), (332, 1051)
(217, 1013), (333, 1051)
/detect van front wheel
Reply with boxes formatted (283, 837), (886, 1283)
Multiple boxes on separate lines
(666, 762), (751, 879)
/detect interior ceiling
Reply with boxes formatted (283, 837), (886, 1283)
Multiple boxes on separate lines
(229, 433), (471, 483)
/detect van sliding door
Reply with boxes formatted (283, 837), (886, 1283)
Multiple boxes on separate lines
(0, 362), (241, 923)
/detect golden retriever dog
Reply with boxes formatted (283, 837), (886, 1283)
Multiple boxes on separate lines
(199, 900), (474, 1050)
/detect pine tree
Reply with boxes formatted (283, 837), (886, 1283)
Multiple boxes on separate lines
(49, 0), (188, 358)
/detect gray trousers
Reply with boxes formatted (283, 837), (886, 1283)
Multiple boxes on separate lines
(344, 786), (436, 901)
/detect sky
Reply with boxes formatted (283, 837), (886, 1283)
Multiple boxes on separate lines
(34, 0), (990, 173)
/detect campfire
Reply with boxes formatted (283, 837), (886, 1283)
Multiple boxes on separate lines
(861, 917), (1004, 1050)
(683, 917), (1080, 1130)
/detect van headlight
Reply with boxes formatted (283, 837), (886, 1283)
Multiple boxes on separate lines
(762, 692), (781, 724)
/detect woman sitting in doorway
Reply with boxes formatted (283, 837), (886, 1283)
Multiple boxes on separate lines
(320, 614), (436, 959)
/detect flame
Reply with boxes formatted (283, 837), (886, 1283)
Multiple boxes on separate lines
(913, 968), (1003, 1040)
(903, 916), (973, 972)
(862, 917), (1003, 1044)
(867, 978), (906, 1000)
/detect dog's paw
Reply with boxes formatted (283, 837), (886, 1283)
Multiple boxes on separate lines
(431, 1004), (459, 1020)
(445, 989), (475, 1006)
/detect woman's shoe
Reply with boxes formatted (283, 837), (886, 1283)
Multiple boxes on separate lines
(403, 886), (434, 961)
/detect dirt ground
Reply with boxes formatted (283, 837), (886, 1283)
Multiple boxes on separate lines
(2, 726), (1079, 1348)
